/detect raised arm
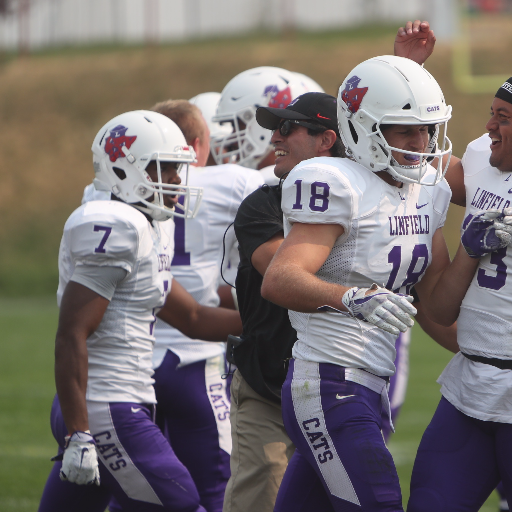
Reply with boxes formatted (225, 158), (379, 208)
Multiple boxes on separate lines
(158, 279), (242, 340)
(444, 156), (466, 207)
(394, 20), (436, 65)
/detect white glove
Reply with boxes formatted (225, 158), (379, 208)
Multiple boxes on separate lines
(342, 284), (416, 335)
(59, 431), (100, 486)
(495, 207), (512, 246)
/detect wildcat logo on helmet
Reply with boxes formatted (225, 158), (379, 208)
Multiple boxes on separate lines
(264, 85), (293, 109)
(341, 75), (368, 114)
(104, 125), (138, 163)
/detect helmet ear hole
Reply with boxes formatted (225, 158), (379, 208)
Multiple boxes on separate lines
(402, 103), (411, 110)
(348, 120), (358, 144)
(113, 167), (127, 180)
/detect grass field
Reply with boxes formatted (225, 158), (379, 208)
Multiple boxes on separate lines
(0, 297), (499, 511)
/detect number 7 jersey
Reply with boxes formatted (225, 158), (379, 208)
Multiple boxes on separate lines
(57, 200), (173, 404)
(281, 156), (451, 376)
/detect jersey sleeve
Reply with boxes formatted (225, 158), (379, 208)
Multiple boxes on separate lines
(461, 134), (492, 179)
(432, 178), (452, 230)
(281, 163), (354, 233)
(70, 264), (128, 300)
(67, 214), (139, 274)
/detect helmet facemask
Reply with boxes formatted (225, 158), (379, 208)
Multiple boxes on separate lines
(211, 106), (272, 168)
(211, 66), (310, 169)
(92, 111), (203, 221)
(131, 155), (203, 221)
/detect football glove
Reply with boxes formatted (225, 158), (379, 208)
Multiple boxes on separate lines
(341, 284), (416, 335)
(461, 209), (512, 258)
(59, 430), (100, 486)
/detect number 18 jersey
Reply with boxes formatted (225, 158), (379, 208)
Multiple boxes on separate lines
(281, 157), (451, 376)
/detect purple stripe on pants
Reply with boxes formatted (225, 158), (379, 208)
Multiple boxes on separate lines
(152, 350), (231, 512)
(275, 359), (403, 512)
(39, 396), (207, 512)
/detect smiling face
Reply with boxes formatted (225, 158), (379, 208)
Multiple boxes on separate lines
(486, 97), (512, 173)
(380, 124), (430, 167)
(270, 123), (324, 178)
(145, 160), (182, 208)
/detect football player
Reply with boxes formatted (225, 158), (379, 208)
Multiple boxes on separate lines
(149, 99), (264, 512)
(210, 66), (309, 185)
(189, 92), (231, 167)
(224, 91), (345, 512)
(38, 110), (242, 512)
(407, 79), (512, 512)
(223, 20), (453, 512)
(261, 55), (453, 511)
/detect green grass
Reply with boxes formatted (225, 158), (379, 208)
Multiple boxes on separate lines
(0, 298), (501, 511)
(0, 297), (58, 511)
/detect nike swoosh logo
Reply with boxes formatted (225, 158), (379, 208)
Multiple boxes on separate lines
(416, 202), (428, 209)
(131, 407), (142, 413)
(336, 394), (355, 400)
(508, 188), (512, 194)
(317, 113), (330, 120)
(80, 447), (88, 465)
(231, 96), (242, 101)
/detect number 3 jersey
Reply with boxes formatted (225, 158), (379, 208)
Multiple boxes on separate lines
(439, 134), (512, 423)
(281, 156), (451, 377)
(57, 200), (173, 404)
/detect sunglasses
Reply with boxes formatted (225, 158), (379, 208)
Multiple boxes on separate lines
(275, 119), (327, 137)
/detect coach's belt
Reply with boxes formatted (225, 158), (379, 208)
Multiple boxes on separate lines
(344, 368), (394, 433)
(461, 352), (512, 371)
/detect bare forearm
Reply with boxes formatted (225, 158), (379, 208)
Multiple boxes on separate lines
(159, 306), (241, 340)
(426, 244), (479, 326)
(262, 261), (349, 313)
(415, 303), (459, 354)
(55, 334), (89, 434)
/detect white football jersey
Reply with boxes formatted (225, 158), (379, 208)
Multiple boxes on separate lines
(439, 134), (512, 422)
(58, 200), (173, 404)
(281, 157), (451, 377)
(153, 164), (264, 368)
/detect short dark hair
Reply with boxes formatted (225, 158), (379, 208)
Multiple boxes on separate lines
(305, 125), (345, 158)
(329, 137), (345, 158)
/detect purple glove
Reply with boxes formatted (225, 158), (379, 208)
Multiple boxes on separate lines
(461, 209), (512, 258)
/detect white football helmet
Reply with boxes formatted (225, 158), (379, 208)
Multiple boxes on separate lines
(189, 92), (232, 140)
(293, 72), (325, 93)
(211, 66), (309, 169)
(91, 110), (203, 221)
(337, 55), (452, 186)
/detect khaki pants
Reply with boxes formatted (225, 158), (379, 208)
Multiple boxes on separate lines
(222, 369), (295, 512)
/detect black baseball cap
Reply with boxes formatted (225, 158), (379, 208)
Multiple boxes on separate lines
(256, 92), (340, 137)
